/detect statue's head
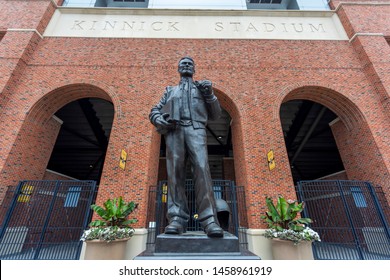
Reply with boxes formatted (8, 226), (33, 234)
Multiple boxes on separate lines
(178, 56), (195, 77)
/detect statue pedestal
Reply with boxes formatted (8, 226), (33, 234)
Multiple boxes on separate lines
(134, 231), (260, 260)
(156, 231), (240, 253)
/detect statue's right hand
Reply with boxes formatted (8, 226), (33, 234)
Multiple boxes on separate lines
(155, 113), (175, 129)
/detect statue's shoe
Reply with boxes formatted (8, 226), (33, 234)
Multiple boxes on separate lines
(204, 222), (224, 238)
(164, 221), (186, 234)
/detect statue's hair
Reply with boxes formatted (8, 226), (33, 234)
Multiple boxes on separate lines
(178, 56), (195, 65)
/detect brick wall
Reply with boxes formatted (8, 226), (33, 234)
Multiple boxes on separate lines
(0, 1), (389, 228)
(330, 0), (390, 11)
(0, 1), (52, 31)
(1, 115), (62, 188)
(331, 1), (390, 122)
(330, 119), (390, 189)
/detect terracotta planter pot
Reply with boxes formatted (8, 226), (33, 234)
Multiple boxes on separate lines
(271, 239), (314, 260)
(84, 238), (130, 260)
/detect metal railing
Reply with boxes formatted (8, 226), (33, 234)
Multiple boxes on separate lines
(0, 180), (97, 260)
(297, 180), (390, 260)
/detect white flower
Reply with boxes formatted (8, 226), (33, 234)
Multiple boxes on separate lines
(80, 226), (134, 242)
(264, 227), (321, 245)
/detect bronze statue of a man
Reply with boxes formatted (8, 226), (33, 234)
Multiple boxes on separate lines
(149, 57), (224, 238)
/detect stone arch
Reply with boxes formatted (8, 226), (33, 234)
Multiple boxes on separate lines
(213, 87), (247, 187)
(274, 83), (366, 131)
(213, 87), (241, 123)
(26, 83), (119, 125)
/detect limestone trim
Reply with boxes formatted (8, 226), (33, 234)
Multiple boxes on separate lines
(7, 28), (44, 39)
(43, 7), (349, 40)
(328, 117), (341, 126)
(349, 32), (385, 43)
(51, 115), (64, 124)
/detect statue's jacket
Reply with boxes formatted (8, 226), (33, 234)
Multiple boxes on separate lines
(150, 83), (221, 134)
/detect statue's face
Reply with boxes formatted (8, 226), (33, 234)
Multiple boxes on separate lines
(178, 58), (195, 77)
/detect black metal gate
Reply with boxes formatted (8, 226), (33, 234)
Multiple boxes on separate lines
(0, 180), (97, 260)
(146, 180), (248, 248)
(297, 180), (390, 260)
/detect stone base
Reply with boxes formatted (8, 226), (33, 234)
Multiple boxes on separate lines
(134, 231), (260, 260)
(156, 231), (240, 253)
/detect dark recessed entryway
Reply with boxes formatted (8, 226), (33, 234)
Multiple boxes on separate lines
(46, 98), (114, 184)
(280, 100), (345, 183)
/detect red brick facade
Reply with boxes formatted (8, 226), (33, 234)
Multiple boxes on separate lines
(0, 0), (389, 229)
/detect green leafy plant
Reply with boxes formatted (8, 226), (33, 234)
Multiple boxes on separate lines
(81, 197), (138, 242)
(89, 197), (138, 227)
(261, 196), (320, 244)
(262, 196), (312, 231)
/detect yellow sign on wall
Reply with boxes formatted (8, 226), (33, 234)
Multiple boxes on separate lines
(162, 184), (168, 203)
(267, 150), (276, 171)
(119, 149), (127, 170)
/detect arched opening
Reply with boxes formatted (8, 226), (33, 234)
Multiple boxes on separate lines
(45, 98), (114, 184)
(280, 99), (345, 183)
(278, 85), (369, 185)
(0, 83), (117, 187)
